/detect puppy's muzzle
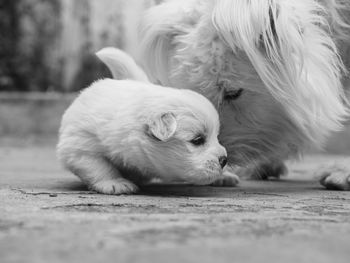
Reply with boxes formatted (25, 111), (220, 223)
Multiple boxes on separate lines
(219, 156), (227, 169)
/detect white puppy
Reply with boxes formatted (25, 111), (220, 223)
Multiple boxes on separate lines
(57, 49), (227, 195)
(138, 0), (350, 190)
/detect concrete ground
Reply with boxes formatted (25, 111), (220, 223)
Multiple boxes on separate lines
(1, 145), (350, 263)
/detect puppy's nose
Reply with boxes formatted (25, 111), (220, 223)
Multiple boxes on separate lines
(219, 156), (227, 169)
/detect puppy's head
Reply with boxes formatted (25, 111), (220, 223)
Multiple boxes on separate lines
(141, 90), (227, 185)
(140, 0), (350, 165)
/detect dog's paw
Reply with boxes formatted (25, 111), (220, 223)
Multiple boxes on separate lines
(318, 166), (350, 191)
(211, 167), (240, 187)
(238, 160), (288, 180)
(91, 178), (139, 195)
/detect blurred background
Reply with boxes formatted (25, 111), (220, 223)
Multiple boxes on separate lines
(0, 0), (349, 153)
(0, 0), (159, 92)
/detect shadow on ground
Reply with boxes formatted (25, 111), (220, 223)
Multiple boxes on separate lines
(1, 145), (350, 263)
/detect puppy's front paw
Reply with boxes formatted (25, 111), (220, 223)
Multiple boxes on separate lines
(91, 178), (139, 195)
(211, 167), (240, 187)
(318, 166), (350, 191)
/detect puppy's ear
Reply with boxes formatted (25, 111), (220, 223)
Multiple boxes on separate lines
(147, 112), (177, 142)
(139, 2), (189, 85)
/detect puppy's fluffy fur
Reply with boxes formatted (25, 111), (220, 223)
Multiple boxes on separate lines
(57, 49), (227, 195)
(138, 0), (350, 188)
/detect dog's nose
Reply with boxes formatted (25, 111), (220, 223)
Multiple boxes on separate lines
(219, 156), (227, 169)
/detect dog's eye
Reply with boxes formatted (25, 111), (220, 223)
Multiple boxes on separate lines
(224, 89), (243, 100)
(190, 135), (206, 146)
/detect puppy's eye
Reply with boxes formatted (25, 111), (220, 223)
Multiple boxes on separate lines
(190, 135), (206, 146)
(224, 89), (243, 100)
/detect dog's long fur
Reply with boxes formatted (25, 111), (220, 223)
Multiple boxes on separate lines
(139, 0), (350, 168)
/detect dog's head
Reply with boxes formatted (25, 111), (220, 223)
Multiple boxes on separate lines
(140, 89), (227, 184)
(140, 0), (350, 165)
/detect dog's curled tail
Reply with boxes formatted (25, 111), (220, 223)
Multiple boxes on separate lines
(96, 47), (150, 82)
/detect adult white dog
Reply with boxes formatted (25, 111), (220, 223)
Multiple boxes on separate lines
(57, 48), (229, 195)
(138, 0), (350, 190)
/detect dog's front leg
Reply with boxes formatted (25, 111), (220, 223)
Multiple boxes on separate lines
(237, 159), (288, 180)
(66, 154), (139, 195)
(210, 159), (287, 186)
(317, 164), (350, 191)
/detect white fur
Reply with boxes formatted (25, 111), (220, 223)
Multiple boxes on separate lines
(139, 0), (350, 167)
(57, 67), (227, 195)
(96, 47), (149, 82)
(212, 0), (348, 143)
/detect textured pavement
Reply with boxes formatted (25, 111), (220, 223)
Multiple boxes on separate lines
(1, 145), (350, 263)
